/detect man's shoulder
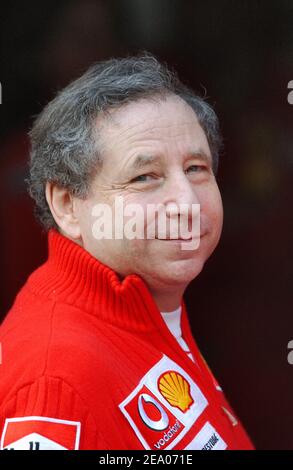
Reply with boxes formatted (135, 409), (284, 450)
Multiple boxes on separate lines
(0, 289), (121, 384)
(1, 292), (113, 361)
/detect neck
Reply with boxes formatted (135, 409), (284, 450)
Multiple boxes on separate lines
(149, 286), (185, 312)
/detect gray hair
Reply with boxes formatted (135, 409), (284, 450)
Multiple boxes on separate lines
(27, 52), (223, 230)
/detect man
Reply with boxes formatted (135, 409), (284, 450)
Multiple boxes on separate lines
(0, 54), (254, 450)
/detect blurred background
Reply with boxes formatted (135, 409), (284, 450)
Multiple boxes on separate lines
(0, 0), (292, 449)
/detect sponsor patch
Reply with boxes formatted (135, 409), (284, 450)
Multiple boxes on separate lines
(184, 422), (227, 450)
(119, 355), (208, 450)
(0, 416), (81, 450)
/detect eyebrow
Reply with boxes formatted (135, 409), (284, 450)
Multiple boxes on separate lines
(131, 154), (161, 170)
(130, 149), (212, 170)
(187, 150), (212, 165)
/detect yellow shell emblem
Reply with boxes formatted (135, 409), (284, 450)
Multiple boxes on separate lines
(158, 371), (194, 412)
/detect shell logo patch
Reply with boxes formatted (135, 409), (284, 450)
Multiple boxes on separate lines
(158, 371), (194, 412)
(119, 355), (208, 450)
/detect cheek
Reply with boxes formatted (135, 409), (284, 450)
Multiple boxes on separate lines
(211, 191), (223, 224)
(74, 199), (92, 234)
(199, 186), (223, 232)
(122, 194), (153, 231)
(77, 196), (112, 248)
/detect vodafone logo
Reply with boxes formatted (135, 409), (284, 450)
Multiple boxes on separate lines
(137, 393), (169, 431)
(119, 355), (208, 450)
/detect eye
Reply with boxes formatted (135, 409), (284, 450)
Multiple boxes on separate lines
(130, 174), (155, 183)
(186, 164), (206, 174)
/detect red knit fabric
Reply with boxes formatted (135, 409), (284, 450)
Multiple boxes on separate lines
(0, 229), (254, 450)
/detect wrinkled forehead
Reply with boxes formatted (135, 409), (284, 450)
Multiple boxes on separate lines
(94, 94), (210, 155)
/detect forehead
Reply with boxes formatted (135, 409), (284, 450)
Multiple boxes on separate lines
(96, 94), (211, 157)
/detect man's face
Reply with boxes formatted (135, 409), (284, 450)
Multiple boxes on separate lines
(75, 95), (223, 292)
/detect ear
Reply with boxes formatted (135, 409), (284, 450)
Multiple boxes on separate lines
(45, 182), (81, 240)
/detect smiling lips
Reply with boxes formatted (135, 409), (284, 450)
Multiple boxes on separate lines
(155, 235), (203, 241)
(156, 237), (192, 240)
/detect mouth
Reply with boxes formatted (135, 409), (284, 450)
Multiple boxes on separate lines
(156, 238), (193, 241)
(155, 234), (204, 241)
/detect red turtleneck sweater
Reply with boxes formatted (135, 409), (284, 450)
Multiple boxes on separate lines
(0, 230), (254, 450)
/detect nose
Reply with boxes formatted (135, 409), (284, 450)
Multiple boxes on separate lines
(160, 172), (201, 241)
(164, 171), (199, 219)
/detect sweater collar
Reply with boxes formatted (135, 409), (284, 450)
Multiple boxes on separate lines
(28, 229), (186, 333)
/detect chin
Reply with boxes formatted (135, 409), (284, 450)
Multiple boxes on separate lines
(159, 257), (205, 286)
